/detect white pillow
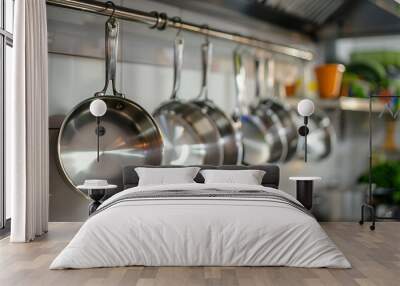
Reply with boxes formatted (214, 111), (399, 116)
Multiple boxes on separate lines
(135, 167), (200, 186)
(200, 169), (266, 185)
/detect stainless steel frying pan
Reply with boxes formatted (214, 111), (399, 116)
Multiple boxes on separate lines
(57, 18), (163, 196)
(153, 36), (223, 165)
(253, 57), (299, 162)
(234, 49), (285, 164)
(191, 40), (242, 165)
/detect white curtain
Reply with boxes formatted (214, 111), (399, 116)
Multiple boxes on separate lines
(7, 0), (49, 242)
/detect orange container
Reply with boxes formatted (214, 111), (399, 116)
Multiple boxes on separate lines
(285, 83), (297, 97)
(315, 64), (345, 99)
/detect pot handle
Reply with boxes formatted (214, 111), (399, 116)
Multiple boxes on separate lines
(233, 48), (247, 120)
(255, 55), (276, 102)
(95, 17), (123, 97)
(171, 36), (184, 100)
(254, 56), (266, 104)
(265, 57), (275, 98)
(197, 40), (212, 100)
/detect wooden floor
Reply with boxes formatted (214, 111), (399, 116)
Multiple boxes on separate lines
(0, 222), (399, 286)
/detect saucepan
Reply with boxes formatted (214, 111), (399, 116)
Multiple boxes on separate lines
(234, 49), (285, 164)
(252, 56), (299, 162)
(153, 29), (223, 165)
(191, 35), (242, 165)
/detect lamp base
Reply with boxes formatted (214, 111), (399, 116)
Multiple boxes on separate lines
(298, 126), (309, 136)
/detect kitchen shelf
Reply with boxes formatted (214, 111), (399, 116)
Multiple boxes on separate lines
(285, 97), (386, 113)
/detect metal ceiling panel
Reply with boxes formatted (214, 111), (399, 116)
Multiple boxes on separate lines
(260, 0), (345, 24)
(158, 0), (400, 39)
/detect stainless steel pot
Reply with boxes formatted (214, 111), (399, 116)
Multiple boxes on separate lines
(295, 108), (334, 161)
(234, 49), (285, 164)
(253, 57), (298, 162)
(191, 40), (242, 165)
(57, 18), (163, 196)
(153, 36), (223, 165)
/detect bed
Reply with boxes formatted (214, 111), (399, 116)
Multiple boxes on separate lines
(50, 165), (350, 269)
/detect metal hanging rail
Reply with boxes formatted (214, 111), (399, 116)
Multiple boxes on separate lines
(46, 0), (313, 61)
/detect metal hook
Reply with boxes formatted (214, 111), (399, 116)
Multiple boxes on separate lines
(157, 13), (168, 30)
(105, 1), (116, 20)
(234, 44), (247, 59)
(149, 11), (168, 30)
(201, 24), (210, 43)
(172, 16), (183, 37)
(149, 11), (160, 29)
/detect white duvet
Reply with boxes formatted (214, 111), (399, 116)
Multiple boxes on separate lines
(50, 183), (351, 269)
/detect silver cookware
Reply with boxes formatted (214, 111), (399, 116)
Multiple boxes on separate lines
(191, 39), (242, 165)
(252, 57), (299, 162)
(153, 35), (223, 165)
(234, 49), (284, 164)
(57, 17), (163, 196)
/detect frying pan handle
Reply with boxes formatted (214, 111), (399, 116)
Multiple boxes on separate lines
(254, 56), (266, 103)
(233, 48), (246, 119)
(265, 57), (275, 98)
(198, 41), (212, 100)
(255, 55), (275, 102)
(95, 17), (124, 97)
(171, 36), (184, 100)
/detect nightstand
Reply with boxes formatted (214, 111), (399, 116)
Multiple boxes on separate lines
(77, 184), (117, 215)
(289, 177), (321, 210)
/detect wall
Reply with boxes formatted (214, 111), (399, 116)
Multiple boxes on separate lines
(47, 0), (395, 222)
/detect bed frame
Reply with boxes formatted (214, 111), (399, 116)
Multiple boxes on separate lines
(122, 165), (280, 190)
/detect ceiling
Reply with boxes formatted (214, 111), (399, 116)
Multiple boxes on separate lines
(158, 0), (400, 41)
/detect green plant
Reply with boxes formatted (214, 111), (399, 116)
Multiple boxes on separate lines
(358, 161), (400, 203)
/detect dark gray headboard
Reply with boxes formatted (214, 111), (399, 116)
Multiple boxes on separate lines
(122, 165), (280, 189)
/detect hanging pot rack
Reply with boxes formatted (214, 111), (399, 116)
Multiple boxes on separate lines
(46, 0), (313, 61)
